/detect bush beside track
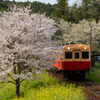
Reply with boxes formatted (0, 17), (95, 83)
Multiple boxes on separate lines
(86, 62), (100, 84)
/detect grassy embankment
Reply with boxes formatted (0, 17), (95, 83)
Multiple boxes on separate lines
(85, 62), (100, 84)
(0, 72), (86, 100)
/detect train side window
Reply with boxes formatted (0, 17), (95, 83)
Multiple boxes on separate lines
(75, 52), (79, 59)
(65, 52), (72, 59)
(82, 51), (89, 59)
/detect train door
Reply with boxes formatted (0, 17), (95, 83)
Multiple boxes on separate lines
(73, 51), (81, 70)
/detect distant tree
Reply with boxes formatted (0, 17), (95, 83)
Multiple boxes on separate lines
(0, 5), (56, 97)
(82, 0), (91, 6)
(73, 7), (88, 23)
(55, 0), (69, 21)
(31, 1), (55, 17)
(82, 0), (100, 22)
(68, 3), (77, 23)
(0, 2), (8, 11)
(31, 1), (44, 13)
(39, 3), (56, 16)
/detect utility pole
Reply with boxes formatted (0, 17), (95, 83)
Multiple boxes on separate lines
(90, 24), (92, 67)
(90, 24), (92, 50)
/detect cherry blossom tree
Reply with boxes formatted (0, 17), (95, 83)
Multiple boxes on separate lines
(0, 5), (57, 97)
(57, 19), (100, 52)
(56, 19), (72, 42)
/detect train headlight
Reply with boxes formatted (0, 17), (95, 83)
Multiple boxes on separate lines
(84, 47), (87, 49)
(67, 47), (70, 50)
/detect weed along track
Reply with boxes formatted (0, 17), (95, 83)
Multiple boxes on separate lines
(49, 72), (100, 100)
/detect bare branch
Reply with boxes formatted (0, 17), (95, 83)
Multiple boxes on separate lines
(0, 82), (8, 89)
(0, 67), (15, 81)
(19, 79), (24, 84)
(8, 81), (16, 84)
(0, 80), (15, 89)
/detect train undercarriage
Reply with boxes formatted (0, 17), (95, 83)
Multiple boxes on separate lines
(49, 67), (87, 80)
(63, 70), (86, 80)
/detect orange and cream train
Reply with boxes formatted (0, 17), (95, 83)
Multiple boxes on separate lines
(52, 44), (91, 79)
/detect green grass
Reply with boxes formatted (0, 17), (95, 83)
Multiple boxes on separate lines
(85, 62), (100, 84)
(0, 72), (86, 100)
(0, 83), (16, 100)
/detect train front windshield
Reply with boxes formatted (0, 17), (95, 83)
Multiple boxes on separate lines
(82, 51), (89, 59)
(65, 51), (89, 59)
(65, 52), (72, 59)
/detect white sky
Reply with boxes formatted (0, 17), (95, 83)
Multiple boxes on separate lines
(12, 0), (82, 6)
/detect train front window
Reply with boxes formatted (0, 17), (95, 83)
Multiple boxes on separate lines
(82, 52), (89, 59)
(65, 52), (72, 59)
(75, 52), (79, 59)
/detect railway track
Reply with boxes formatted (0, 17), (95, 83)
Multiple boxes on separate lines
(49, 72), (100, 100)
(71, 80), (100, 99)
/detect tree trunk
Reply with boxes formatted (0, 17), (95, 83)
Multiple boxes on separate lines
(16, 78), (20, 97)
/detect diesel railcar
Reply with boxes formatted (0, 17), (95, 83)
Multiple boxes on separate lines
(51, 44), (91, 79)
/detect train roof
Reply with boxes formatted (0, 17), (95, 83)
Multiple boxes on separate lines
(63, 44), (90, 49)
